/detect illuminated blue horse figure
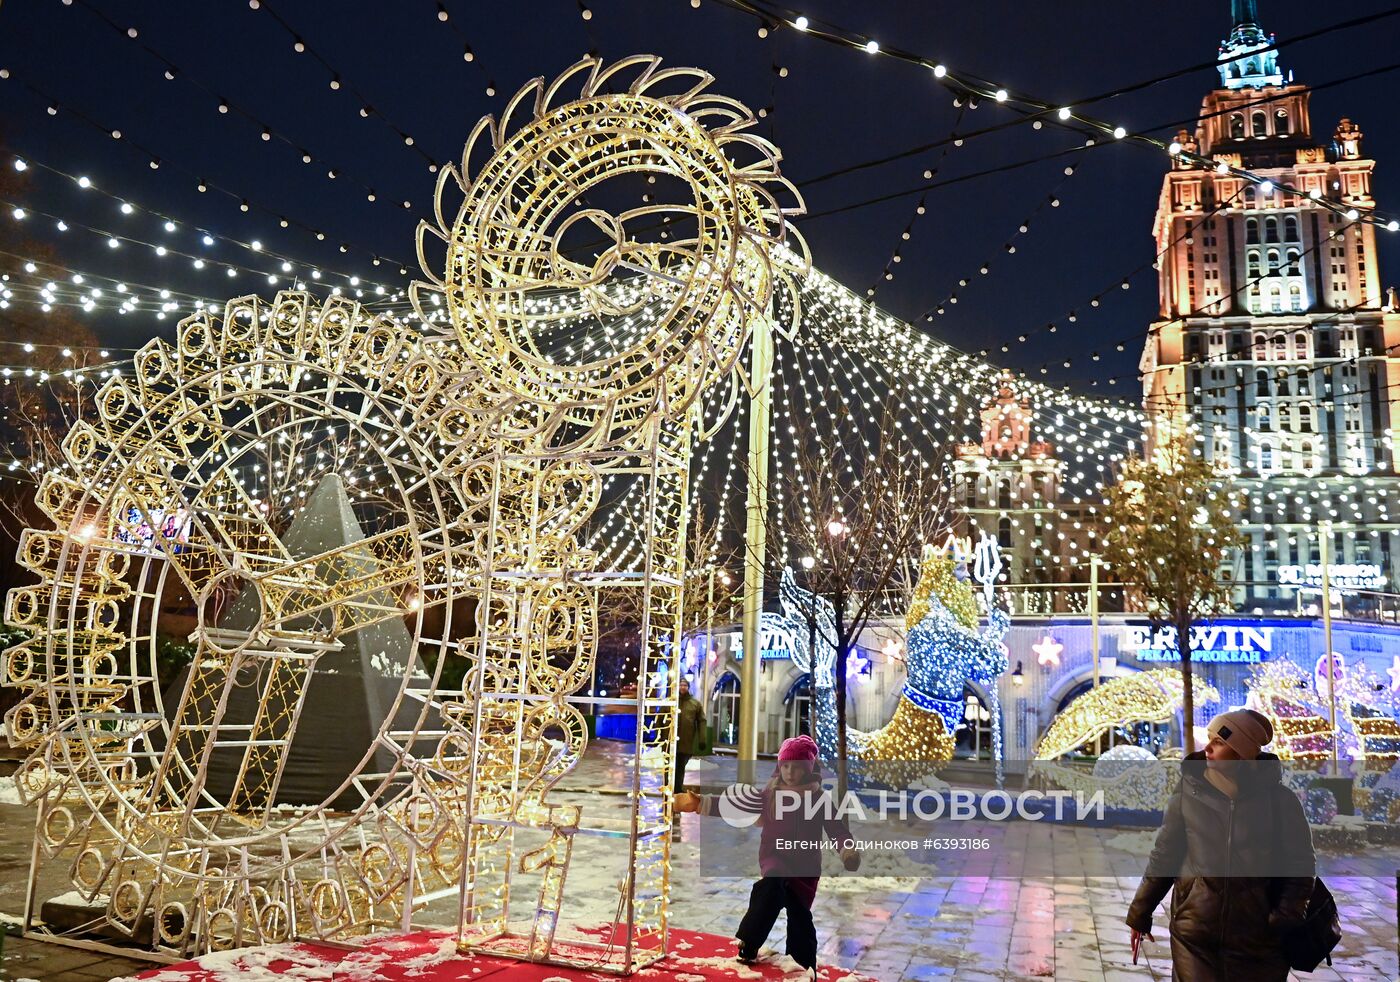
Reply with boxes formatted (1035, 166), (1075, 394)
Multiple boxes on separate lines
(779, 535), (1011, 786)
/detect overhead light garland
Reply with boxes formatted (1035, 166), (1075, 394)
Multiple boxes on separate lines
(0, 69), (417, 273)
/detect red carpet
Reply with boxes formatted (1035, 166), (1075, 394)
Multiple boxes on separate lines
(129, 928), (879, 981)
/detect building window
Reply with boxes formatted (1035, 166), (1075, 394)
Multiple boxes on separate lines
(1266, 248), (1281, 274)
(1301, 442), (1319, 472)
(1257, 402), (1271, 429)
(1247, 251), (1261, 279)
(1252, 110), (1268, 137)
(1265, 217), (1279, 243)
(956, 687), (994, 760)
(1284, 215), (1299, 240)
(782, 674), (812, 741)
(1255, 369), (1269, 396)
(1292, 331), (1307, 358)
(1270, 287), (1282, 313)
(998, 480), (1011, 510)
(1230, 113), (1246, 140)
(712, 673), (741, 746)
(1286, 249), (1301, 276)
(1297, 371), (1310, 395)
(1275, 109), (1290, 135)
(1246, 218), (1259, 243)
(997, 517), (1012, 550)
(1299, 404), (1313, 432)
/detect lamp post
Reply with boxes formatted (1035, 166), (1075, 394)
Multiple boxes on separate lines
(1319, 521), (1337, 771)
(1089, 553), (1101, 691)
(737, 311), (773, 783)
(700, 567), (730, 717)
(800, 554), (818, 739)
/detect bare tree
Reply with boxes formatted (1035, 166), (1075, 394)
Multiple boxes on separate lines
(758, 403), (954, 794)
(594, 500), (740, 687)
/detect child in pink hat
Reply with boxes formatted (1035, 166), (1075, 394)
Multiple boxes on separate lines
(675, 734), (860, 974)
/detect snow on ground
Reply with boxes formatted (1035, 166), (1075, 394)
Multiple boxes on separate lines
(0, 774), (23, 804)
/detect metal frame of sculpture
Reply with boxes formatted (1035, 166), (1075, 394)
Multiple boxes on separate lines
(2, 54), (805, 974)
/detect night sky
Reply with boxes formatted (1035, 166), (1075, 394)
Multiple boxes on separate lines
(2, 0), (1396, 401)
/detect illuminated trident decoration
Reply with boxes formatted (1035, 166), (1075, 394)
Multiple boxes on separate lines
(970, 531), (1003, 613)
(968, 531), (1007, 785)
(1, 55), (805, 971)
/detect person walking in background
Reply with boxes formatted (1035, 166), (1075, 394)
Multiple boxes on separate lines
(675, 677), (705, 794)
(1126, 709), (1317, 980)
(674, 734), (860, 977)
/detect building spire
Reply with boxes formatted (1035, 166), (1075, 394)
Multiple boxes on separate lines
(1231, 0), (1260, 29)
(1219, 0), (1285, 89)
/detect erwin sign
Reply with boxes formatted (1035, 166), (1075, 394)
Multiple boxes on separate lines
(1127, 624), (1274, 664)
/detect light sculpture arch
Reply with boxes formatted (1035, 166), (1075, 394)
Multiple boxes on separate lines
(3, 54), (805, 974)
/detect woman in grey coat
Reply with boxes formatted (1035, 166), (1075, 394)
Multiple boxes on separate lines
(1125, 709), (1316, 981)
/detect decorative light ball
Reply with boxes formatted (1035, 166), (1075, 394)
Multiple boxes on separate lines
(1363, 788), (1398, 823)
(1093, 743), (1156, 780)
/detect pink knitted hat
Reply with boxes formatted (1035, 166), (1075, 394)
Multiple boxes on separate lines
(777, 734), (819, 762)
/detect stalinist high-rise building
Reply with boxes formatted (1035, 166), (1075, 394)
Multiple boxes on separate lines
(1139, 0), (1400, 610)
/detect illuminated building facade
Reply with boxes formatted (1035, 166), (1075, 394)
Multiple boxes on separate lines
(1139, 0), (1400, 610)
(951, 375), (1111, 611)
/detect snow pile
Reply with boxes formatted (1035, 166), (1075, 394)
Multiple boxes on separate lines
(1104, 830), (1158, 855)
(0, 774), (25, 805)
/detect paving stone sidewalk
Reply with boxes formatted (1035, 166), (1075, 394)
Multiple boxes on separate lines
(2, 744), (1396, 980)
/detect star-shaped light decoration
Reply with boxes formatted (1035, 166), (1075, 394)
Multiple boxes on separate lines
(846, 649), (871, 679)
(1032, 635), (1063, 668)
(1387, 655), (1400, 692)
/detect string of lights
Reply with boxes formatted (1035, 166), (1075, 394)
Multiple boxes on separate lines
(714, 0), (1400, 221)
(430, 1), (499, 97)
(0, 245), (215, 319)
(1004, 195), (1252, 374)
(0, 193), (401, 306)
(865, 105), (966, 298)
(0, 69), (418, 273)
(64, 0), (418, 210)
(243, 0), (447, 168)
(916, 153), (1086, 322)
(8, 154), (398, 292)
(699, 0), (1400, 239)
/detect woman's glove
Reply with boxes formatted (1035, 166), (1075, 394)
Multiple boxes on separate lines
(673, 791), (701, 814)
(841, 846), (861, 872)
